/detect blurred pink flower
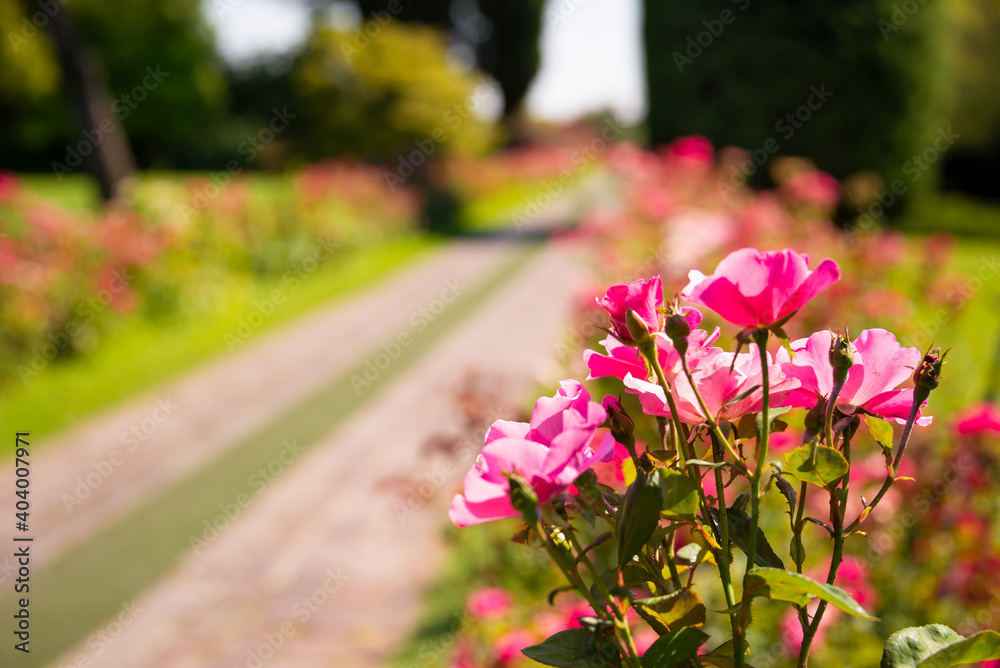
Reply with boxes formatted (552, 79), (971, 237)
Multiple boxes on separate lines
(0, 170), (21, 203)
(768, 430), (800, 453)
(664, 136), (715, 166)
(953, 402), (1000, 436)
(449, 381), (615, 527)
(633, 629), (660, 656)
(682, 248), (840, 329)
(836, 556), (878, 609)
(494, 629), (534, 664)
(563, 602), (597, 628)
(781, 170), (840, 211)
(466, 587), (513, 619)
(780, 602), (834, 657)
(597, 276), (663, 342)
(778, 329), (931, 425)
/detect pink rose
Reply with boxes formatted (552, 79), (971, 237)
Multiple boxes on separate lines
(466, 587), (513, 619)
(449, 381), (615, 527)
(597, 276), (663, 342)
(682, 248), (840, 329)
(953, 402), (1000, 436)
(623, 345), (799, 424)
(778, 329), (932, 425)
(584, 309), (717, 386)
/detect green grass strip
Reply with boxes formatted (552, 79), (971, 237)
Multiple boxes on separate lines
(0, 235), (437, 441)
(0, 242), (542, 667)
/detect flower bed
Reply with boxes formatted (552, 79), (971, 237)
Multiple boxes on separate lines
(423, 138), (1000, 668)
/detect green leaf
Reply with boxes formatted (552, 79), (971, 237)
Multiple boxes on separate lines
(616, 469), (664, 568)
(633, 589), (706, 634)
(641, 627), (709, 668)
(711, 506), (785, 569)
(756, 406), (793, 438)
(865, 415), (895, 451)
(919, 630), (1000, 667)
(657, 469), (700, 519)
(647, 525), (680, 549)
(881, 625), (965, 668)
(881, 625), (1000, 668)
(746, 567), (878, 620)
(522, 628), (622, 667)
(783, 444), (849, 487)
(772, 473), (797, 519)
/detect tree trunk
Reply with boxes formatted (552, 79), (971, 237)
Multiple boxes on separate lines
(45, 2), (135, 201)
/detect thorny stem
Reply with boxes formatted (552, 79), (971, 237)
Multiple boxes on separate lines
(640, 343), (718, 535)
(533, 520), (640, 667)
(793, 481), (811, 633)
(745, 335), (771, 584)
(564, 527), (642, 666)
(711, 435), (744, 667)
(664, 535), (684, 590)
(797, 422), (855, 666)
(653, 344), (743, 667)
(845, 394), (923, 534)
(821, 374), (847, 457)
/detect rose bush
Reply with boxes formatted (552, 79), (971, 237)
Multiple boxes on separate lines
(449, 241), (1000, 667)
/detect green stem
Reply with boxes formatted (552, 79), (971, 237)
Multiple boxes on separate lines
(793, 481), (808, 571)
(565, 528), (642, 667)
(641, 340), (743, 665)
(663, 534), (684, 591)
(797, 426), (853, 666)
(670, 350), (743, 667)
(796, 487), (845, 667)
(712, 442), (743, 666)
(535, 521), (640, 667)
(845, 393), (922, 534)
(745, 335), (770, 580)
(793, 481), (810, 640)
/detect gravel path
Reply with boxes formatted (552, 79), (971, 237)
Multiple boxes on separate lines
(39, 239), (587, 667)
(5, 240), (519, 576)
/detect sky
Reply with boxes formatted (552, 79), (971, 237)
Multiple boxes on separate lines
(205, 0), (647, 123)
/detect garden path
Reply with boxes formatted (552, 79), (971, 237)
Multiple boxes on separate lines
(35, 237), (588, 667)
(15, 240), (517, 574)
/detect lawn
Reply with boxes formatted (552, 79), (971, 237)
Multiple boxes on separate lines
(912, 233), (1000, 413)
(0, 243), (541, 668)
(0, 234), (437, 441)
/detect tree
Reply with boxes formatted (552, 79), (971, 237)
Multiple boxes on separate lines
(352, 0), (544, 119)
(0, 0), (226, 171)
(643, 1), (949, 202)
(289, 19), (494, 160)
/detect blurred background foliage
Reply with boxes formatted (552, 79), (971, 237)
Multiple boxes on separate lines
(289, 20), (495, 159)
(644, 0), (948, 199)
(0, 0), (999, 210)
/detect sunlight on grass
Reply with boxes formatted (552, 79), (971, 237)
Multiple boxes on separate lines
(0, 235), (437, 441)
